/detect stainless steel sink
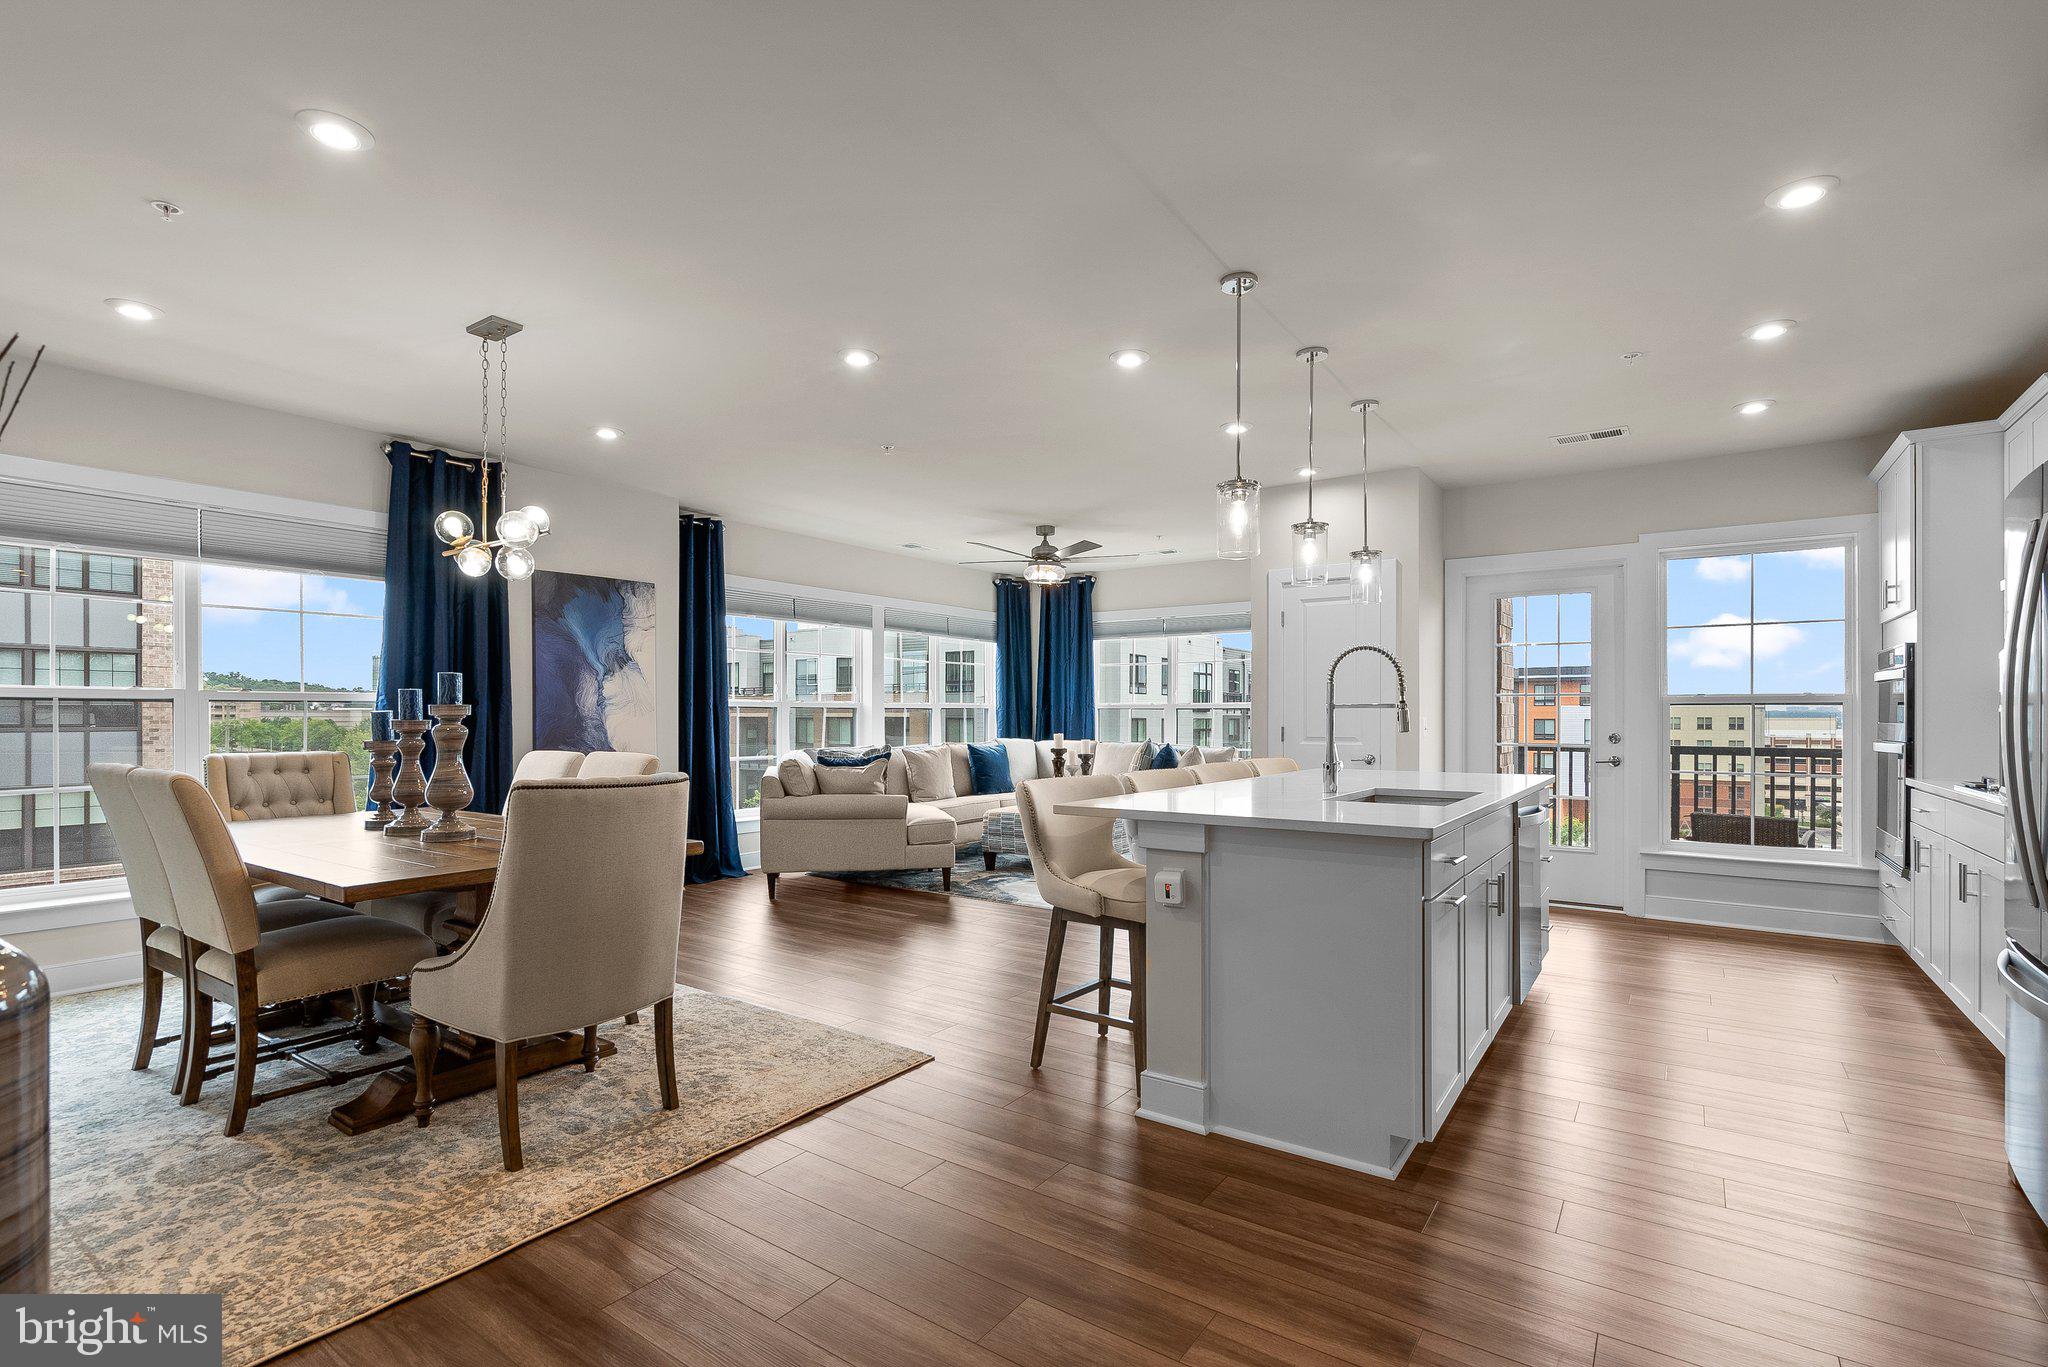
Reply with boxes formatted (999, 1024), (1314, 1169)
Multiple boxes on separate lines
(1337, 789), (1477, 807)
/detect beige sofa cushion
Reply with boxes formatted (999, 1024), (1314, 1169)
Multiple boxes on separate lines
(936, 793), (1008, 823)
(903, 803), (957, 846)
(816, 757), (888, 795)
(903, 745), (958, 801)
(1092, 741), (1149, 776)
(776, 754), (818, 797)
(1187, 746), (1240, 766)
(997, 737), (1039, 788)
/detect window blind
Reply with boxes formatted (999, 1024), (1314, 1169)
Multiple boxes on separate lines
(0, 474), (387, 579)
(880, 606), (997, 641)
(1095, 608), (1253, 638)
(725, 587), (874, 629)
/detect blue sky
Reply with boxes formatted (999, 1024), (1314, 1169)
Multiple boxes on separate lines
(200, 569), (384, 691)
(1666, 549), (1845, 694)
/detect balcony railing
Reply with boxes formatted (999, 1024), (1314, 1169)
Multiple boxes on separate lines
(1669, 742), (1843, 850)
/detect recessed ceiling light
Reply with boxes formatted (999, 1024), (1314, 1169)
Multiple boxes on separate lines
(593, 426), (622, 441)
(104, 298), (160, 322)
(1736, 399), (1775, 416)
(1744, 319), (1798, 342)
(1111, 349), (1149, 369)
(842, 348), (878, 369)
(295, 109), (375, 152)
(1765, 176), (1837, 211)
(1222, 421), (1249, 436)
(1297, 465), (1318, 478)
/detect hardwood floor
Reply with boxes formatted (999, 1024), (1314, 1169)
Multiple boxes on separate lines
(284, 874), (2047, 1367)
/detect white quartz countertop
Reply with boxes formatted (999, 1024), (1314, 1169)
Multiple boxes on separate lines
(1906, 777), (2006, 813)
(1056, 768), (1553, 840)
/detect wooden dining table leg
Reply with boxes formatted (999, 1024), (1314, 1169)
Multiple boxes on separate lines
(581, 1024), (599, 1072)
(410, 1017), (440, 1126)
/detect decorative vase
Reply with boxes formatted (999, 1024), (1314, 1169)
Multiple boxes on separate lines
(420, 704), (478, 843)
(382, 720), (434, 836)
(363, 740), (399, 829)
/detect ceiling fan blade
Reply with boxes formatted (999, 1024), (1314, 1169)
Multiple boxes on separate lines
(967, 541), (1031, 558)
(1062, 553), (1138, 563)
(1056, 539), (1102, 558)
(958, 558), (1025, 565)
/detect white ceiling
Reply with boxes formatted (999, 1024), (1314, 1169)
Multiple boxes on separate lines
(4, 1), (2046, 567)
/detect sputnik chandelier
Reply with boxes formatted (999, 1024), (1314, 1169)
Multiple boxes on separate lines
(433, 315), (551, 580)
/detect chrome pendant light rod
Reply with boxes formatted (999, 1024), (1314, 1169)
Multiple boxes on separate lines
(1290, 346), (1330, 585)
(1215, 271), (1262, 561)
(1225, 271), (1255, 481)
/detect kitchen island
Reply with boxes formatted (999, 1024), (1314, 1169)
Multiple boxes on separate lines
(1058, 767), (1552, 1178)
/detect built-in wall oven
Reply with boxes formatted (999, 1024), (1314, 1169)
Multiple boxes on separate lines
(1874, 643), (1914, 874)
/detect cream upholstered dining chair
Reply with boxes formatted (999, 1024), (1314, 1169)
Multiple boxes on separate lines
(128, 767), (438, 1136)
(576, 751), (660, 779)
(407, 773), (690, 1171)
(1187, 759), (1259, 783)
(1015, 775), (1145, 1080)
(205, 750), (457, 941)
(88, 763), (357, 1096)
(1119, 768), (1198, 795)
(1247, 756), (1301, 775)
(513, 750), (584, 781)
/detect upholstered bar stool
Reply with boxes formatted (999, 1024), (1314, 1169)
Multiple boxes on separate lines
(1119, 769), (1198, 795)
(89, 763), (355, 1096)
(206, 750), (456, 942)
(1187, 759), (1258, 783)
(408, 774), (690, 1170)
(130, 768), (438, 1136)
(1247, 756), (1301, 775)
(1015, 775), (1146, 1081)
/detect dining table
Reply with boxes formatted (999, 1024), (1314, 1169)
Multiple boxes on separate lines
(226, 810), (704, 1134)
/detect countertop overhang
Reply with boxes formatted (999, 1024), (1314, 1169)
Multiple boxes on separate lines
(1055, 768), (1553, 840)
(1905, 776), (2005, 814)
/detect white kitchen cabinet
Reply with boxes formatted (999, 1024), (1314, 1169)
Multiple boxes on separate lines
(1875, 445), (1915, 620)
(1486, 853), (1514, 1031)
(1900, 782), (2008, 1052)
(1425, 888), (1463, 1133)
(2002, 375), (2048, 493)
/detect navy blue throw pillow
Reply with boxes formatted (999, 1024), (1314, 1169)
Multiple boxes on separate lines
(1150, 742), (1180, 770)
(966, 742), (1014, 795)
(815, 747), (889, 767)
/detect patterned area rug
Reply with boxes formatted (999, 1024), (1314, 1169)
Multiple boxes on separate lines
(46, 983), (928, 1365)
(819, 853), (1051, 908)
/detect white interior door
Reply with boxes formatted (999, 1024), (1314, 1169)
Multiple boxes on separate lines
(1460, 566), (1627, 908)
(1269, 563), (1400, 773)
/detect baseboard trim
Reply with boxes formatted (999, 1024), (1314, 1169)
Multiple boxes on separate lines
(1204, 1124), (1418, 1180)
(1133, 1069), (1207, 1133)
(44, 949), (143, 998)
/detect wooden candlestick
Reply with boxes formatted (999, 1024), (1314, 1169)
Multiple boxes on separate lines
(420, 703), (478, 843)
(1078, 748), (1096, 777)
(363, 740), (399, 829)
(1050, 745), (1068, 777)
(382, 719), (433, 836)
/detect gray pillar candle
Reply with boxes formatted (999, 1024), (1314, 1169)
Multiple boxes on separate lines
(435, 672), (464, 705)
(396, 688), (424, 721)
(370, 710), (395, 742)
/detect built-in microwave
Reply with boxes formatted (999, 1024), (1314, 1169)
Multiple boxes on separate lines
(1873, 644), (1914, 873)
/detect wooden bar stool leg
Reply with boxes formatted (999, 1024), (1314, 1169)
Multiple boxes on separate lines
(495, 1040), (524, 1171)
(1096, 924), (1114, 1036)
(1128, 921), (1147, 1077)
(1030, 910), (1067, 1069)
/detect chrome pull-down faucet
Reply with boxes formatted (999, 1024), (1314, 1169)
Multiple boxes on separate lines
(1324, 644), (1411, 795)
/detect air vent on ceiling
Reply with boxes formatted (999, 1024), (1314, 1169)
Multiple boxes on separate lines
(1552, 425), (1631, 446)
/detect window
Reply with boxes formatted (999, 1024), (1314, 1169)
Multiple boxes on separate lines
(885, 630), (991, 746)
(1665, 543), (1848, 853)
(1, 542), (385, 893)
(1095, 627), (1252, 752)
(1493, 591), (1592, 849)
(724, 616), (864, 809)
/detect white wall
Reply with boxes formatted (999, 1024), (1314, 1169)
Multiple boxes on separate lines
(1441, 434), (1883, 561)
(723, 520), (994, 610)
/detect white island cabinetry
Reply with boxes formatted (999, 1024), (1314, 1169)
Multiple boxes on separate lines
(1060, 769), (1549, 1178)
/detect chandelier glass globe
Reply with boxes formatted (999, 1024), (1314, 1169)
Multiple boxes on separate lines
(434, 509), (475, 545)
(516, 504), (551, 537)
(495, 546), (536, 580)
(495, 508), (538, 546)
(453, 542), (494, 577)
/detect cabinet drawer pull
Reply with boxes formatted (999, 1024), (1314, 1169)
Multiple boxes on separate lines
(1430, 892), (1468, 909)
(1432, 853), (1468, 867)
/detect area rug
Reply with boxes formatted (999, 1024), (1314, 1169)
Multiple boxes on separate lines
(820, 853), (1051, 908)
(44, 982), (929, 1366)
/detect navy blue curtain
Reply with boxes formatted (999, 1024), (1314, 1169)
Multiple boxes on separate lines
(379, 443), (514, 813)
(1033, 577), (1095, 740)
(994, 577), (1032, 739)
(680, 515), (745, 883)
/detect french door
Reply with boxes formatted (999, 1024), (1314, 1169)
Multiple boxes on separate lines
(1461, 566), (1627, 909)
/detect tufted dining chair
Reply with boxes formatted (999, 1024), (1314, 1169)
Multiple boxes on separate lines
(1187, 759), (1259, 783)
(407, 773), (690, 1170)
(575, 751), (660, 779)
(1015, 775), (1146, 1081)
(205, 750), (456, 941)
(89, 764), (358, 1096)
(1247, 756), (1301, 776)
(1119, 768), (1198, 795)
(127, 767), (438, 1135)
(513, 750), (584, 781)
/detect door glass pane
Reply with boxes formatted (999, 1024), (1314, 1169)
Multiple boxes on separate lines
(1494, 591), (1592, 849)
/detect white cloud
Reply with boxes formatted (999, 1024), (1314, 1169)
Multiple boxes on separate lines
(1788, 546), (1845, 568)
(1668, 616), (1808, 673)
(199, 565), (300, 610)
(1752, 621), (1807, 659)
(1690, 556), (1750, 583)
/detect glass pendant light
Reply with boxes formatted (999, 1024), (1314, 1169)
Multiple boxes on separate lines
(1348, 398), (1384, 605)
(431, 316), (554, 581)
(1289, 347), (1330, 586)
(1215, 271), (1260, 559)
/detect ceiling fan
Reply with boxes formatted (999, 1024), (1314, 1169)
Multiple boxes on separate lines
(960, 525), (1135, 584)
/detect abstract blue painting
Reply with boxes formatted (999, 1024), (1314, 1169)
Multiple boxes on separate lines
(531, 570), (658, 755)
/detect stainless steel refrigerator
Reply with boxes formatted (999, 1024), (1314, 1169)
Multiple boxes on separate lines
(1997, 464), (2048, 1222)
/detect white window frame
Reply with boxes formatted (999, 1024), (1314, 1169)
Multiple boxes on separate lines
(1092, 602), (1255, 753)
(1655, 528), (1858, 865)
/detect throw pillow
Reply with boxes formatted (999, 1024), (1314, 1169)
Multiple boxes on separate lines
(966, 742), (1014, 795)
(1189, 746), (1238, 765)
(1150, 742), (1180, 769)
(1092, 740), (1144, 775)
(814, 756), (887, 795)
(903, 745), (957, 801)
(775, 754), (818, 797)
(815, 746), (889, 766)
